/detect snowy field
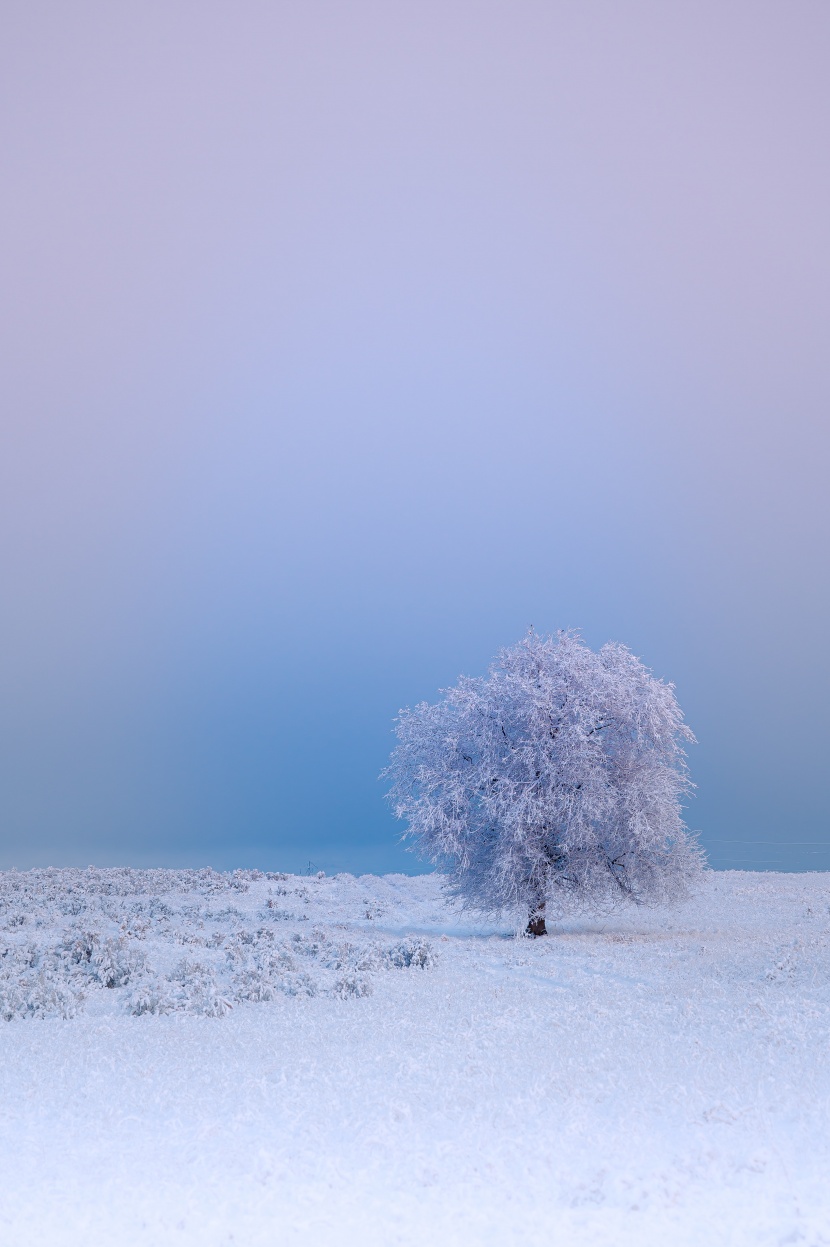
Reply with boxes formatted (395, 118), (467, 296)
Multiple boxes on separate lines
(1, 867), (828, 1247)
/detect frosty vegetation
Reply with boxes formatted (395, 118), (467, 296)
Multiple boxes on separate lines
(0, 867), (435, 1022)
(386, 630), (704, 932)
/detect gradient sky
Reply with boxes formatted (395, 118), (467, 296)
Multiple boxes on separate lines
(1, 1), (828, 873)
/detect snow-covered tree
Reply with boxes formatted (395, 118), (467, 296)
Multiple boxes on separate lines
(385, 631), (704, 934)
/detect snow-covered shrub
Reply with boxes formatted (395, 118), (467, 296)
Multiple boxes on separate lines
(1, 865), (437, 1019)
(0, 965), (84, 1021)
(59, 929), (144, 987)
(129, 962), (232, 1017)
(128, 975), (174, 1017)
(333, 972), (373, 999)
(384, 936), (435, 969)
(90, 936), (145, 988)
(224, 933), (318, 1000)
(279, 971), (317, 997)
(385, 630), (704, 933)
(232, 968), (280, 1002)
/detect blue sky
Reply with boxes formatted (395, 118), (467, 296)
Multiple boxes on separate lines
(1, 1), (828, 872)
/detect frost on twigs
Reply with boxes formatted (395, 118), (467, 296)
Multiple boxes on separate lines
(0, 967), (84, 1022)
(129, 963), (233, 1017)
(384, 935), (435, 969)
(384, 630), (705, 929)
(0, 866), (437, 1021)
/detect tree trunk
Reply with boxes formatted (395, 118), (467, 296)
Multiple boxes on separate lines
(525, 902), (547, 937)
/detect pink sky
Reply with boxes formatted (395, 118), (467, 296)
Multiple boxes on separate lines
(0, 2), (828, 869)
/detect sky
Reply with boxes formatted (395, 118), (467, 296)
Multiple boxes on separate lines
(1, 1), (828, 874)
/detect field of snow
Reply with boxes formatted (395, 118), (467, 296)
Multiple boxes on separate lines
(1, 866), (828, 1247)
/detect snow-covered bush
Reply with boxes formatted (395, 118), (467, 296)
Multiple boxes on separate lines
(384, 936), (436, 969)
(385, 630), (704, 933)
(0, 963), (85, 1020)
(129, 961), (233, 1017)
(0, 867), (437, 1019)
(60, 929), (145, 987)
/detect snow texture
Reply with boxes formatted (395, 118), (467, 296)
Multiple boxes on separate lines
(1, 865), (829, 1246)
(386, 630), (703, 921)
(0, 867), (434, 1020)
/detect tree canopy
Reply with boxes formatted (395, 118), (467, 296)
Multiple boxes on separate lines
(385, 631), (704, 928)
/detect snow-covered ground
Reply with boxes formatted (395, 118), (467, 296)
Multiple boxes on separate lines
(1, 867), (828, 1247)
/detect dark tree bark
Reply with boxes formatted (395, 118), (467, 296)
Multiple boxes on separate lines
(525, 902), (547, 937)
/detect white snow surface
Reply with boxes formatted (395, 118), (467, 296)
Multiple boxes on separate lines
(0, 866), (828, 1246)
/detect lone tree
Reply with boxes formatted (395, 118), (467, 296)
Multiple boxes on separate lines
(385, 631), (703, 935)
